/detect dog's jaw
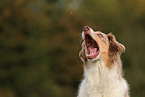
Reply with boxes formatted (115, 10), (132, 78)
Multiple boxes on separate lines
(82, 26), (101, 62)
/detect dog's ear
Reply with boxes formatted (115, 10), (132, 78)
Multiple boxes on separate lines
(107, 33), (125, 55)
(79, 50), (87, 62)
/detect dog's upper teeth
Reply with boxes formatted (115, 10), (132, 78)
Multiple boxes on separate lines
(87, 42), (91, 46)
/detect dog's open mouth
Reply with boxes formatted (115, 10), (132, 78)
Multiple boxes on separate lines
(85, 34), (100, 59)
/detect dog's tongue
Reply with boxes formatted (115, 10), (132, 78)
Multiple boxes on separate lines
(88, 47), (97, 55)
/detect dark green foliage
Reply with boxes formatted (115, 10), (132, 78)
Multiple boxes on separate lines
(0, 0), (145, 97)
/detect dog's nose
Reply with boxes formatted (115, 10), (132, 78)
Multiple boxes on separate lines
(83, 26), (90, 32)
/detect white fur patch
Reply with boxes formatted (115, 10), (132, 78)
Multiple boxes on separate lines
(82, 31), (85, 40)
(77, 60), (129, 97)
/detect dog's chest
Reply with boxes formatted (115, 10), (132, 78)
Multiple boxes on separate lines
(85, 61), (119, 85)
(79, 61), (126, 97)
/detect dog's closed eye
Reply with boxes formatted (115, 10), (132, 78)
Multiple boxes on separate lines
(98, 34), (103, 38)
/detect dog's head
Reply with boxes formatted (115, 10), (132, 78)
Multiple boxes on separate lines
(79, 26), (125, 64)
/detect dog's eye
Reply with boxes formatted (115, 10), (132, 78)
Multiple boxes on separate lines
(98, 34), (103, 38)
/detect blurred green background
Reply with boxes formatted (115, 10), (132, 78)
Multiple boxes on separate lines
(0, 0), (145, 97)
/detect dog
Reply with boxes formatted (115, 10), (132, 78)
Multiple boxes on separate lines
(77, 26), (129, 97)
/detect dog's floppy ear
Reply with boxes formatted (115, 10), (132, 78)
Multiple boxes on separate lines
(79, 42), (87, 62)
(107, 33), (125, 55)
(79, 49), (87, 62)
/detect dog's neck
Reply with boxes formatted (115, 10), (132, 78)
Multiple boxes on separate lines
(83, 58), (123, 86)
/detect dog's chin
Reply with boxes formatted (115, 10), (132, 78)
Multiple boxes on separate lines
(85, 51), (101, 61)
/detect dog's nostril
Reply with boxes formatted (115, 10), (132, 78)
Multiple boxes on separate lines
(83, 26), (90, 32)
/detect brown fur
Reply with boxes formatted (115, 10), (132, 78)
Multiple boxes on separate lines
(80, 31), (125, 72)
(78, 26), (129, 97)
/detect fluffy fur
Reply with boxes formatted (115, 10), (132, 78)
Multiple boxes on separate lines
(78, 26), (129, 97)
